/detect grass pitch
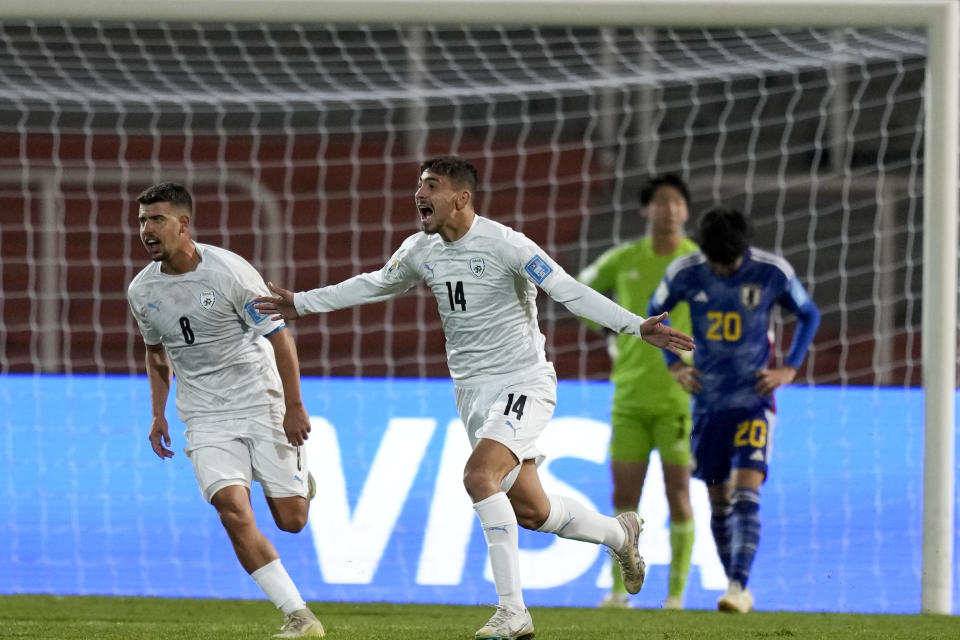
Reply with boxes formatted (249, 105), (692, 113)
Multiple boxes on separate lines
(0, 594), (957, 640)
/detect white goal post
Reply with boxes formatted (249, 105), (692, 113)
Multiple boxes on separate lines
(3, 0), (956, 614)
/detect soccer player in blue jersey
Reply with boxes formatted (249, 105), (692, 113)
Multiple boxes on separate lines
(648, 207), (820, 613)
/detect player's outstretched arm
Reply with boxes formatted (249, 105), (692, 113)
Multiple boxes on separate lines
(254, 282), (299, 322)
(639, 312), (696, 356)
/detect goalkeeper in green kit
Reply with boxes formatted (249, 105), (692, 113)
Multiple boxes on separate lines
(578, 175), (698, 610)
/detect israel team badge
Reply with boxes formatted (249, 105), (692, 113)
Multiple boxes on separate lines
(469, 257), (486, 278)
(198, 290), (217, 309)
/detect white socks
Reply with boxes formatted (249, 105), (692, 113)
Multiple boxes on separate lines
(474, 492), (524, 611)
(251, 558), (307, 615)
(473, 492), (626, 611)
(537, 494), (625, 549)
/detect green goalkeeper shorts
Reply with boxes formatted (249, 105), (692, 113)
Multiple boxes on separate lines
(609, 409), (692, 467)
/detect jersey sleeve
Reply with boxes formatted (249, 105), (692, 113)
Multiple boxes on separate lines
(503, 231), (646, 336)
(226, 254), (287, 337)
(295, 235), (421, 314)
(777, 274), (821, 369)
(647, 262), (687, 365)
(647, 265), (684, 318)
(126, 283), (162, 346)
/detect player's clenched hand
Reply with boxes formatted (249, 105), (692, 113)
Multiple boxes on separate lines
(638, 312), (696, 356)
(283, 402), (311, 447)
(670, 361), (702, 394)
(254, 282), (300, 322)
(755, 366), (796, 396)
(149, 416), (174, 459)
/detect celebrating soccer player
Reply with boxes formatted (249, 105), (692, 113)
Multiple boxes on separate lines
(648, 207), (820, 613)
(127, 183), (325, 637)
(255, 155), (695, 640)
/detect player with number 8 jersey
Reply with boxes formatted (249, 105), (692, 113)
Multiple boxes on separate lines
(127, 183), (326, 638)
(255, 156), (695, 640)
(127, 241), (284, 423)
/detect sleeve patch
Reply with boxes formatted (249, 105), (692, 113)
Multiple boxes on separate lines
(524, 255), (554, 284)
(244, 300), (268, 324)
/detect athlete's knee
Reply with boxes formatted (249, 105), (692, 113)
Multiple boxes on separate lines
(462, 466), (501, 501)
(666, 485), (692, 515)
(274, 509), (308, 533)
(707, 482), (732, 509)
(216, 502), (255, 533)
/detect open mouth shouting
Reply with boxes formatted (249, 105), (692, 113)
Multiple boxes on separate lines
(142, 236), (164, 257)
(417, 200), (434, 226)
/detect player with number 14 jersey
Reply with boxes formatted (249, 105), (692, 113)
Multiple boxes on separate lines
(256, 156), (696, 640)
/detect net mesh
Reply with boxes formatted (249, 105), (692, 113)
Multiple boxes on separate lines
(0, 21), (928, 385)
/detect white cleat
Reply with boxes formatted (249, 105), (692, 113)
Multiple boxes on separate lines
(475, 605), (535, 640)
(273, 608), (325, 638)
(717, 581), (754, 613)
(611, 512), (647, 594)
(599, 592), (631, 609)
(663, 595), (684, 610)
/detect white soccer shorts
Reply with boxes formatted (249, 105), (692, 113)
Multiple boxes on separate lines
(184, 409), (310, 503)
(454, 365), (557, 491)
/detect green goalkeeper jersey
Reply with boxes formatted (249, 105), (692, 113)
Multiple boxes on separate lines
(578, 236), (698, 415)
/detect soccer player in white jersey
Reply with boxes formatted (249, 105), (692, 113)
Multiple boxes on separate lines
(126, 183), (325, 638)
(255, 156), (695, 640)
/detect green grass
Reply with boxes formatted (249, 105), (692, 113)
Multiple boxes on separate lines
(0, 595), (957, 640)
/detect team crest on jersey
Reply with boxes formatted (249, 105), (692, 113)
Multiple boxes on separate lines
(469, 257), (486, 278)
(740, 284), (762, 309)
(198, 290), (217, 310)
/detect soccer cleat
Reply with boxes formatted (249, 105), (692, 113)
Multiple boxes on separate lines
(717, 581), (754, 613)
(273, 608), (325, 638)
(598, 592), (631, 609)
(663, 595), (684, 610)
(475, 605), (535, 640)
(307, 471), (316, 501)
(611, 512), (646, 594)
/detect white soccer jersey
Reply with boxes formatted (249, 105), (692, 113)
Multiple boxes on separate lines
(295, 216), (647, 382)
(127, 243), (286, 423)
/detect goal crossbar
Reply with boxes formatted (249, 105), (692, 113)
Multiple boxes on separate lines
(0, 1), (956, 28)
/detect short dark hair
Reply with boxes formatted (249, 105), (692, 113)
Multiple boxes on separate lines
(419, 155), (478, 192)
(697, 207), (752, 265)
(137, 182), (193, 213)
(639, 174), (690, 208)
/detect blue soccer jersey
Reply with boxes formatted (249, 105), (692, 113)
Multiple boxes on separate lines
(648, 247), (820, 419)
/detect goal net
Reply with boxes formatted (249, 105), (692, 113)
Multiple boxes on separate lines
(0, 21), (930, 385)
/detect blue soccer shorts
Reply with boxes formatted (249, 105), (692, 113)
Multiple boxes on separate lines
(690, 406), (775, 485)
